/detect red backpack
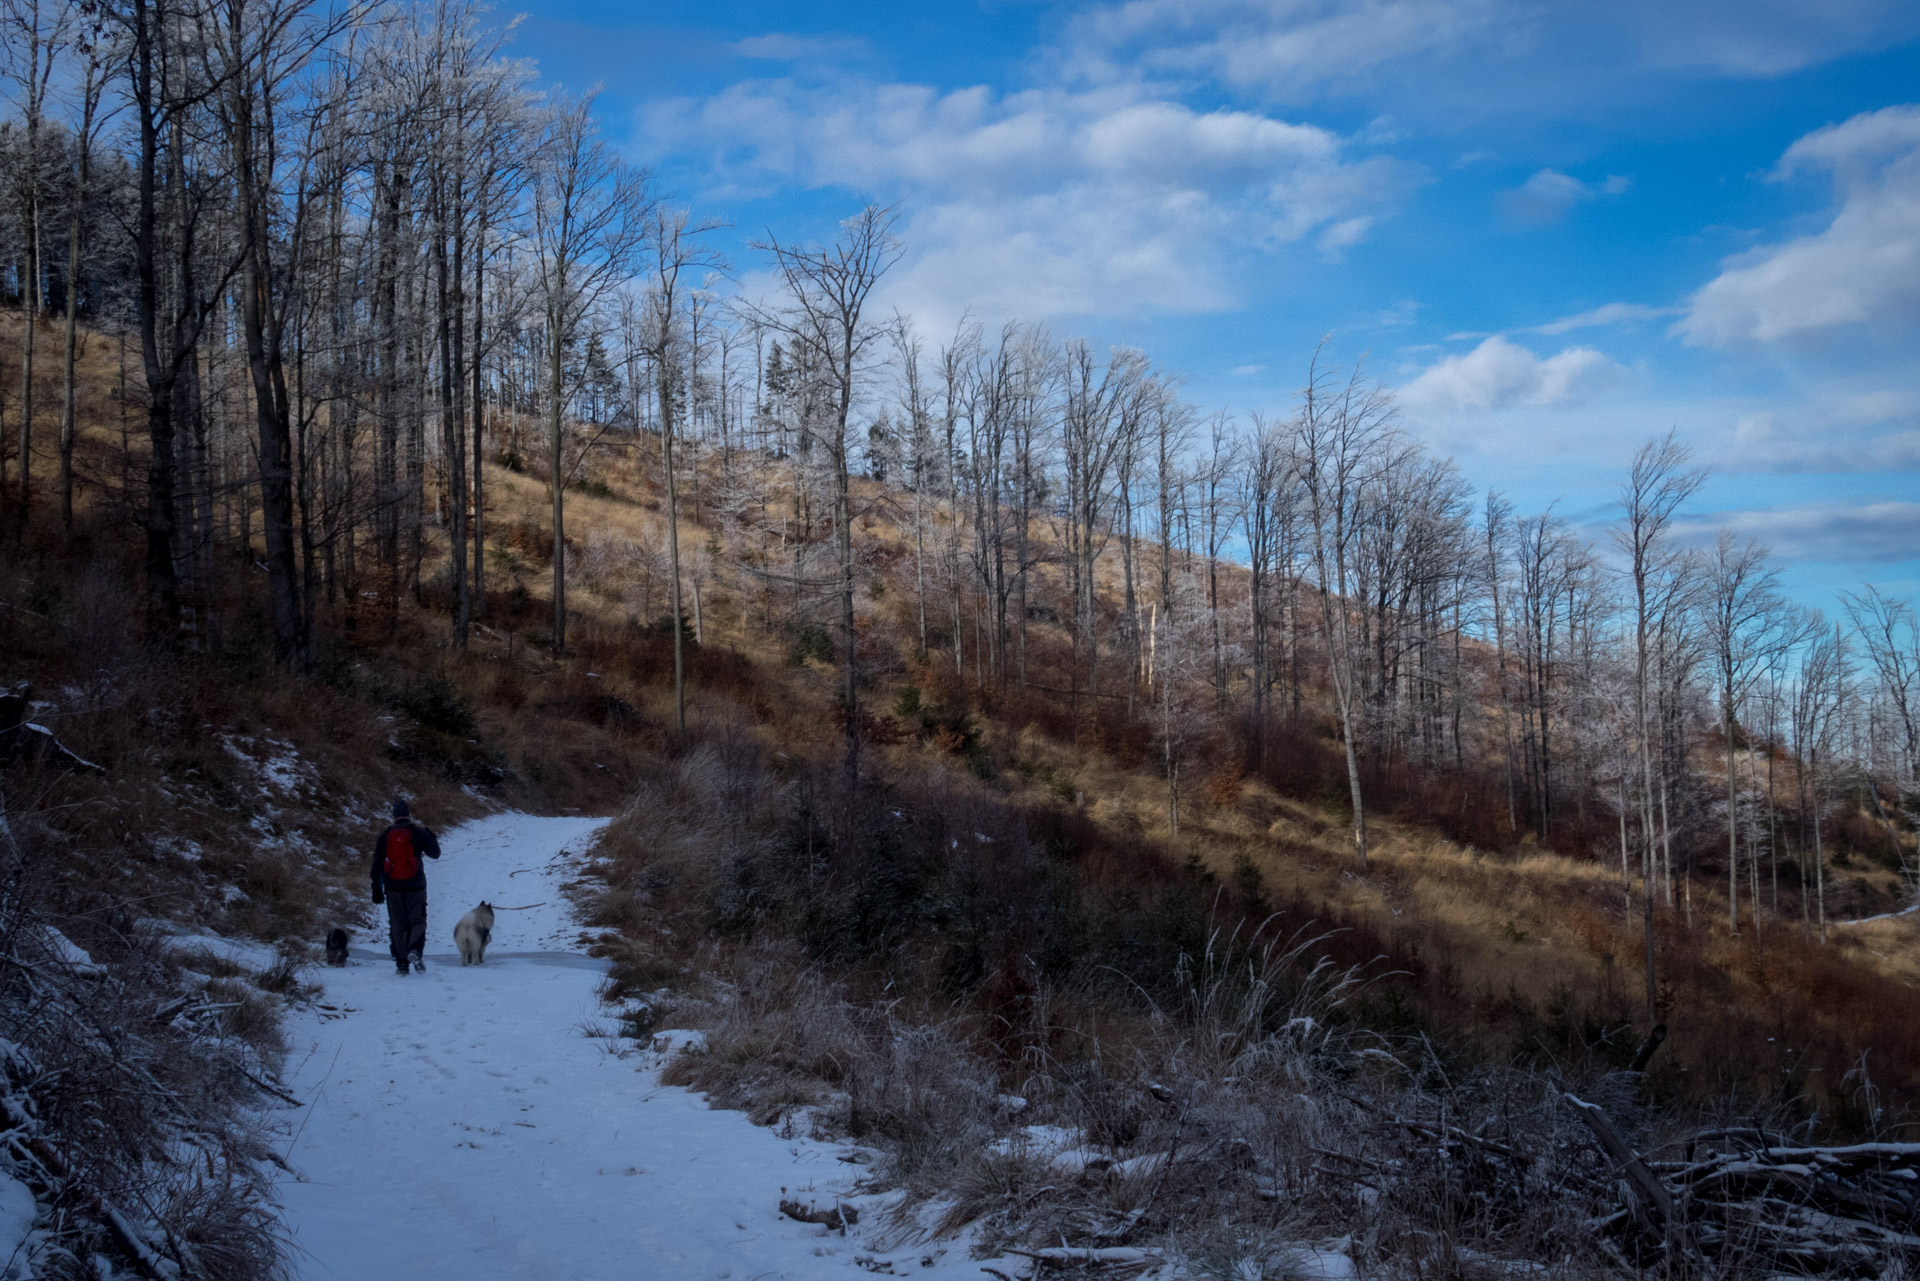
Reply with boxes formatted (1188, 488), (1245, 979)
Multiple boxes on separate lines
(383, 825), (420, 882)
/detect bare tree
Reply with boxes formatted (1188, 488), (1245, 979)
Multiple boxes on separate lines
(1242, 411), (1290, 770)
(1791, 621), (1852, 942)
(57, 14), (107, 532)
(1614, 432), (1706, 1022)
(638, 203), (727, 734)
(752, 203), (902, 778)
(529, 86), (646, 652)
(1293, 348), (1393, 871)
(890, 312), (935, 656)
(1484, 492), (1519, 831)
(1059, 338), (1148, 728)
(1197, 415), (1240, 711)
(2, 0), (68, 514)
(1705, 532), (1784, 935)
(937, 320), (978, 680)
(422, 0), (524, 650)
(206, 0), (364, 666)
(1844, 585), (1920, 786)
(112, 0), (245, 636)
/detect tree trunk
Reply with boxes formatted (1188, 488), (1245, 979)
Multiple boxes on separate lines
(548, 315), (567, 651)
(1727, 695), (1739, 935)
(660, 350), (686, 735)
(837, 383), (858, 780)
(18, 206), (38, 515)
(471, 194), (488, 622)
(59, 99), (94, 534)
(437, 167), (469, 650)
(1812, 765), (1827, 943)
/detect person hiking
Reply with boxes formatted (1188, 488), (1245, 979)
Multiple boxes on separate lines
(371, 799), (441, 975)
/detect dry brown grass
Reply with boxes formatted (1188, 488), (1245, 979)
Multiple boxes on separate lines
(964, 702), (1920, 1127)
(585, 751), (1639, 1275)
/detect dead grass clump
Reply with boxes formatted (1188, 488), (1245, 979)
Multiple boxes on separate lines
(203, 977), (289, 1058)
(661, 954), (857, 1124)
(591, 732), (786, 928)
(502, 516), (555, 563)
(661, 948), (1001, 1175)
(157, 1175), (289, 1281)
(1204, 766), (1244, 809)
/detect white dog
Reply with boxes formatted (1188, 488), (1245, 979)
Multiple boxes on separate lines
(453, 902), (495, 965)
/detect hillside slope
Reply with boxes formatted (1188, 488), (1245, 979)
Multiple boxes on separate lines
(4, 318), (1920, 1277)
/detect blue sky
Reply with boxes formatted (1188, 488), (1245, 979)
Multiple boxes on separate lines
(513, 0), (1920, 606)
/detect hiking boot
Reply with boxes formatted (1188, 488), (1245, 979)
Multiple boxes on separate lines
(396, 962), (410, 976)
(409, 951), (425, 973)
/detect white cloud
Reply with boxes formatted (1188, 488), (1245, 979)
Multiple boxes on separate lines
(1712, 392), (1920, 473)
(1374, 298), (1421, 328)
(1073, 0), (1501, 96)
(1065, 0), (1920, 109)
(1317, 215), (1374, 257)
(1532, 301), (1680, 334)
(733, 34), (868, 62)
(1636, 1), (1920, 78)
(646, 79), (1415, 322)
(1679, 104), (1920, 347)
(1498, 169), (1629, 224)
(1398, 335), (1624, 412)
(1678, 501), (1920, 564)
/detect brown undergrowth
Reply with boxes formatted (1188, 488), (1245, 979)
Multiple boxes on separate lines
(581, 733), (1808, 1276)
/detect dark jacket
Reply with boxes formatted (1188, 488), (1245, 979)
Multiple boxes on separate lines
(371, 820), (441, 901)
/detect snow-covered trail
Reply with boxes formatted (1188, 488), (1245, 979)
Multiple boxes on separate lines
(275, 812), (978, 1281)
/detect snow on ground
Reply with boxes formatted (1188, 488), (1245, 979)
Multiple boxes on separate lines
(162, 930), (283, 971)
(220, 732), (314, 796)
(0, 1168), (40, 1281)
(274, 812), (1007, 1281)
(1835, 901), (1920, 926)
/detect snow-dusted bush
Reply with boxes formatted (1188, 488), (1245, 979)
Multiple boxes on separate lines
(0, 809), (288, 1279)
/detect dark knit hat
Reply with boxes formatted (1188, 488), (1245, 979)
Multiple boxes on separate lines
(391, 798), (410, 818)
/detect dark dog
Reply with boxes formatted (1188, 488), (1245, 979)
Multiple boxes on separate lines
(325, 927), (350, 966)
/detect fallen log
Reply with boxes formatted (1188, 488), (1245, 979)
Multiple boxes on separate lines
(1626, 1023), (1667, 1074)
(1563, 1094), (1680, 1227)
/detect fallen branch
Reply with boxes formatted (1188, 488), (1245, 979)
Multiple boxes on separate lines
(236, 1064), (304, 1108)
(1626, 1023), (1667, 1074)
(1564, 1094), (1679, 1226)
(1009, 1246), (1161, 1271)
(780, 1197), (857, 1231)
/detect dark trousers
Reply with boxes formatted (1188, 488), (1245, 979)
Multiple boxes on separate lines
(385, 888), (427, 963)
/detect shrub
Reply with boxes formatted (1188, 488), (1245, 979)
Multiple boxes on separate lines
(396, 677), (477, 738)
(787, 624), (834, 666)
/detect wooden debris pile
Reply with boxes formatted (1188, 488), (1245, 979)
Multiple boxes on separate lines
(1568, 1093), (1920, 1276)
